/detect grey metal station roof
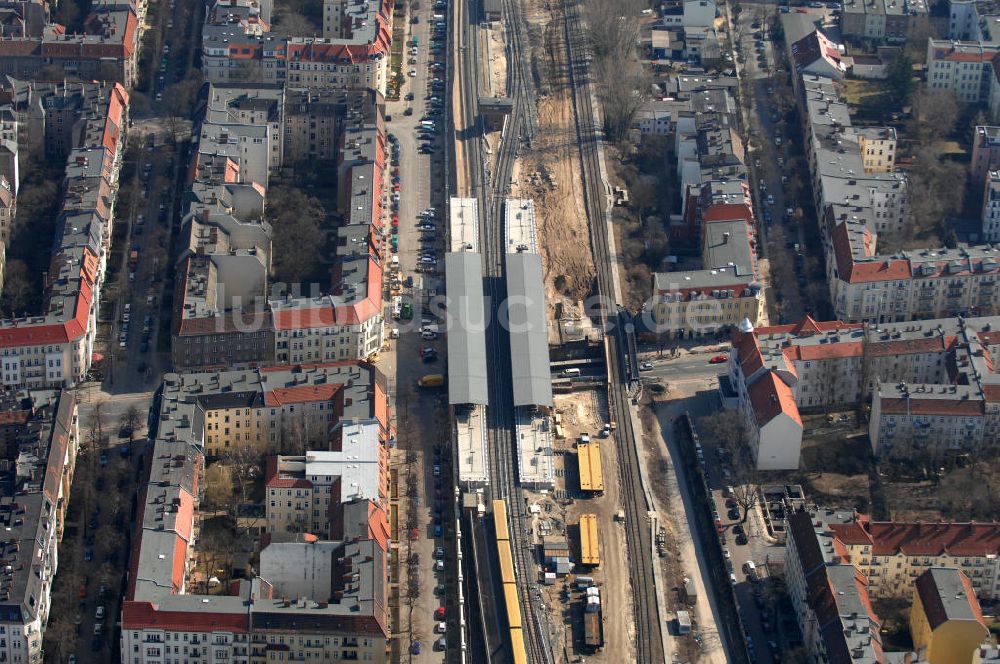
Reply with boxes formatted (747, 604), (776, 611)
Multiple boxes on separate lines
(505, 252), (553, 407)
(445, 252), (489, 405)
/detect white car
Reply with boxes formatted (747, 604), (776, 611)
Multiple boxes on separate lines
(435, 622), (447, 634)
(408, 69), (417, 77)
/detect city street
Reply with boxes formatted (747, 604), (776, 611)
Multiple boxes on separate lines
(42, 0), (200, 657)
(378, 1), (454, 660)
(96, 0), (200, 395)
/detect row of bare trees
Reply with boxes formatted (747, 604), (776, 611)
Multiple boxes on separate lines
(584, 0), (651, 144)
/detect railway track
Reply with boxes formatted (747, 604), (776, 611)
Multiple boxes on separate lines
(560, 1), (666, 662)
(452, 0), (550, 661)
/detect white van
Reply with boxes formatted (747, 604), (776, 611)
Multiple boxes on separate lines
(562, 367), (581, 377)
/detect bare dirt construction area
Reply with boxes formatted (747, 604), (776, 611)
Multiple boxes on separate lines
(528, 390), (635, 663)
(514, 0), (595, 313)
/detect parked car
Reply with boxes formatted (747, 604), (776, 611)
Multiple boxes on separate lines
(708, 354), (728, 364)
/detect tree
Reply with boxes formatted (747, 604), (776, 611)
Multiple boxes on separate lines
(905, 145), (966, 239)
(266, 185), (327, 285)
(1, 259), (31, 314)
(96, 523), (124, 562)
(121, 404), (142, 454)
(883, 54), (914, 107)
(86, 400), (107, 456)
(203, 463), (236, 514)
(903, 21), (937, 63)
(910, 89), (959, 143)
(595, 57), (650, 145)
(272, 11), (317, 36)
(584, 0), (645, 62)
(224, 445), (260, 532)
(698, 411), (761, 524)
(43, 616), (78, 662)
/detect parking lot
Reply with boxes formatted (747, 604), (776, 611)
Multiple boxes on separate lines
(696, 427), (805, 663)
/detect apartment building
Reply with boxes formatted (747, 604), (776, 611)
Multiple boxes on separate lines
(926, 40), (1000, 104)
(652, 205), (765, 338)
(172, 86), (385, 370)
(730, 313), (1000, 468)
(972, 126), (1000, 186)
(265, 425), (389, 539)
(982, 170), (1000, 242)
(827, 211), (1000, 322)
(910, 568), (988, 664)
(121, 365), (390, 664)
(790, 75), (1000, 323)
(840, 0), (929, 43)
(659, 0), (717, 28)
(206, 84), (285, 172)
(806, 510), (1000, 600)
(158, 362), (389, 456)
(201, 0), (392, 95)
(675, 100), (744, 221)
(790, 28), (848, 87)
(949, 0), (981, 40)
(785, 509), (884, 664)
(0, 4), (140, 86)
(0, 83), (128, 389)
(802, 76), (908, 239)
(0, 390), (78, 664)
(786, 508), (996, 664)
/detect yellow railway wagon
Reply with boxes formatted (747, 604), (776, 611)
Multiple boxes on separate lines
(493, 499), (510, 541)
(498, 541), (516, 584)
(579, 513), (600, 566)
(578, 443), (605, 493)
(510, 628), (527, 664)
(503, 582), (522, 630)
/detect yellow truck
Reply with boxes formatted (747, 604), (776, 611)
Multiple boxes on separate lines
(417, 374), (445, 388)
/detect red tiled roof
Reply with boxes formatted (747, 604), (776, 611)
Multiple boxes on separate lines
(367, 501), (389, 552)
(264, 383), (340, 407)
(122, 601), (250, 632)
(702, 202), (753, 225)
(877, 397), (983, 416)
(830, 221), (912, 283)
(264, 454), (313, 488)
(747, 372), (801, 427)
(931, 47), (996, 63)
(0, 247), (96, 347)
(753, 317), (860, 337)
(832, 520), (1000, 557)
(871, 335), (957, 357)
(784, 341), (863, 361)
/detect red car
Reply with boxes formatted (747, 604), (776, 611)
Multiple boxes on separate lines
(708, 354), (729, 364)
(434, 607), (446, 620)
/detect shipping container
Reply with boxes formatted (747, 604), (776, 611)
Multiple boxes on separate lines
(583, 609), (604, 649)
(579, 514), (600, 567)
(578, 443), (605, 493)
